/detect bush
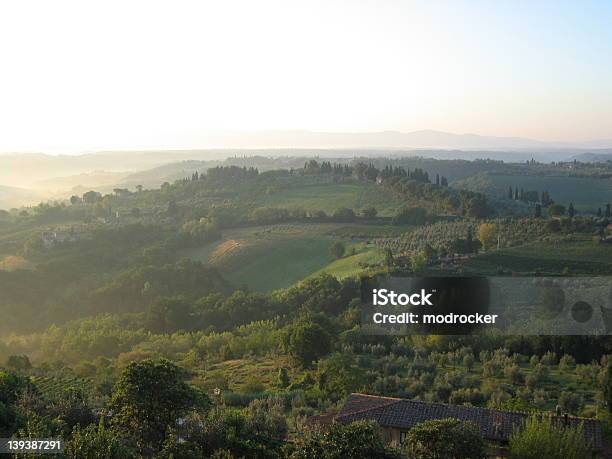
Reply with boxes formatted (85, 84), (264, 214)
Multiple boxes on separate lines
(508, 415), (591, 459)
(558, 392), (583, 415)
(329, 241), (346, 259)
(361, 207), (378, 218)
(244, 396), (288, 440)
(540, 351), (557, 366)
(392, 207), (427, 225)
(548, 204), (566, 218)
(504, 365), (523, 385)
(66, 421), (132, 459)
(462, 354), (475, 370)
(525, 373), (539, 390)
(404, 418), (485, 459)
(559, 355), (576, 372)
(291, 420), (399, 458)
(332, 208), (356, 222)
(477, 223), (498, 251)
(284, 321), (333, 367)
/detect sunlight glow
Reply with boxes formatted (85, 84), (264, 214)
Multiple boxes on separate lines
(0, 0), (611, 152)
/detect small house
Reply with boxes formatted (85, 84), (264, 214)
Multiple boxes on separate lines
(309, 393), (604, 458)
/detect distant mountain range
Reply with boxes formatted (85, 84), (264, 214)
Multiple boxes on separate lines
(195, 129), (612, 150)
(568, 152), (612, 163)
(1, 129), (612, 208)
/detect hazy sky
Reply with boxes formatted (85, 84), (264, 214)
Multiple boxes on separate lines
(1, 0), (611, 152)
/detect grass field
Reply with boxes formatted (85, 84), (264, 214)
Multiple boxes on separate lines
(181, 224), (338, 291)
(180, 223), (391, 291)
(255, 182), (405, 216)
(196, 355), (298, 392)
(308, 243), (384, 280)
(455, 173), (612, 212)
(223, 237), (334, 291)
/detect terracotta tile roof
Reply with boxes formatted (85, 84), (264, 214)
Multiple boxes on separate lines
(334, 393), (604, 451)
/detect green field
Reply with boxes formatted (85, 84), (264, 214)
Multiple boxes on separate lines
(223, 237), (334, 291)
(308, 243), (384, 280)
(180, 223), (389, 291)
(180, 224), (337, 291)
(255, 182), (405, 216)
(455, 173), (612, 212)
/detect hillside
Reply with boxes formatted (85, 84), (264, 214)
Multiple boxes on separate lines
(454, 172), (612, 212)
(1, 157), (611, 458)
(0, 184), (45, 209)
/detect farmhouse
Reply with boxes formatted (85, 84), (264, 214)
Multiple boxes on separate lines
(309, 393), (604, 458)
(41, 229), (78, 248)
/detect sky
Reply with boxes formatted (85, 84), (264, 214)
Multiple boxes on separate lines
(0, 0), (611, 153)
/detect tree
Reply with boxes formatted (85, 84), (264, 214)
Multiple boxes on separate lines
(244, 396), (288, 440)
(93, 200), (111, 218)
(548, 203), (566, 217)
(167, 200), (178, 216)
(558, 392), (583, 415)
(5, 355), (32, 372)
(316, 353), (364, 400)
(384, 248), (394, 268)
(404, 418), (485, 459)
(110, 359), (210, 454)
(422, 243), (436, 261)
(410, 251), (427, 273)
(70, 195), (81, 205)
(477, 223), (498, 251)
(504, 365), (523, 385)
(463, 354), (475, 370)
(559, 354), (576, 372)
(277, 368), (290, 388)
(113, 188), (130, 197)
(146, 297), (193, 333)
(329, 241), (345, 259)
(603, 362), (612, 412)
(291, 420), (399, 459)
(332, 208), (355, 222)
(508, 415), (590, 459)
(82, 190), (102, 204)
(534, 204), (542, 218)
(361, 207), (378, 218)
(284, 322), (332, 367)
(392, 206), (427, 225)
(66, 419), (132, 459)
(461, 193), (489, 218)
(0, 370), (33, 436)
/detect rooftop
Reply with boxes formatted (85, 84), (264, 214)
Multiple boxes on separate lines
(329, 393), (603, 451)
